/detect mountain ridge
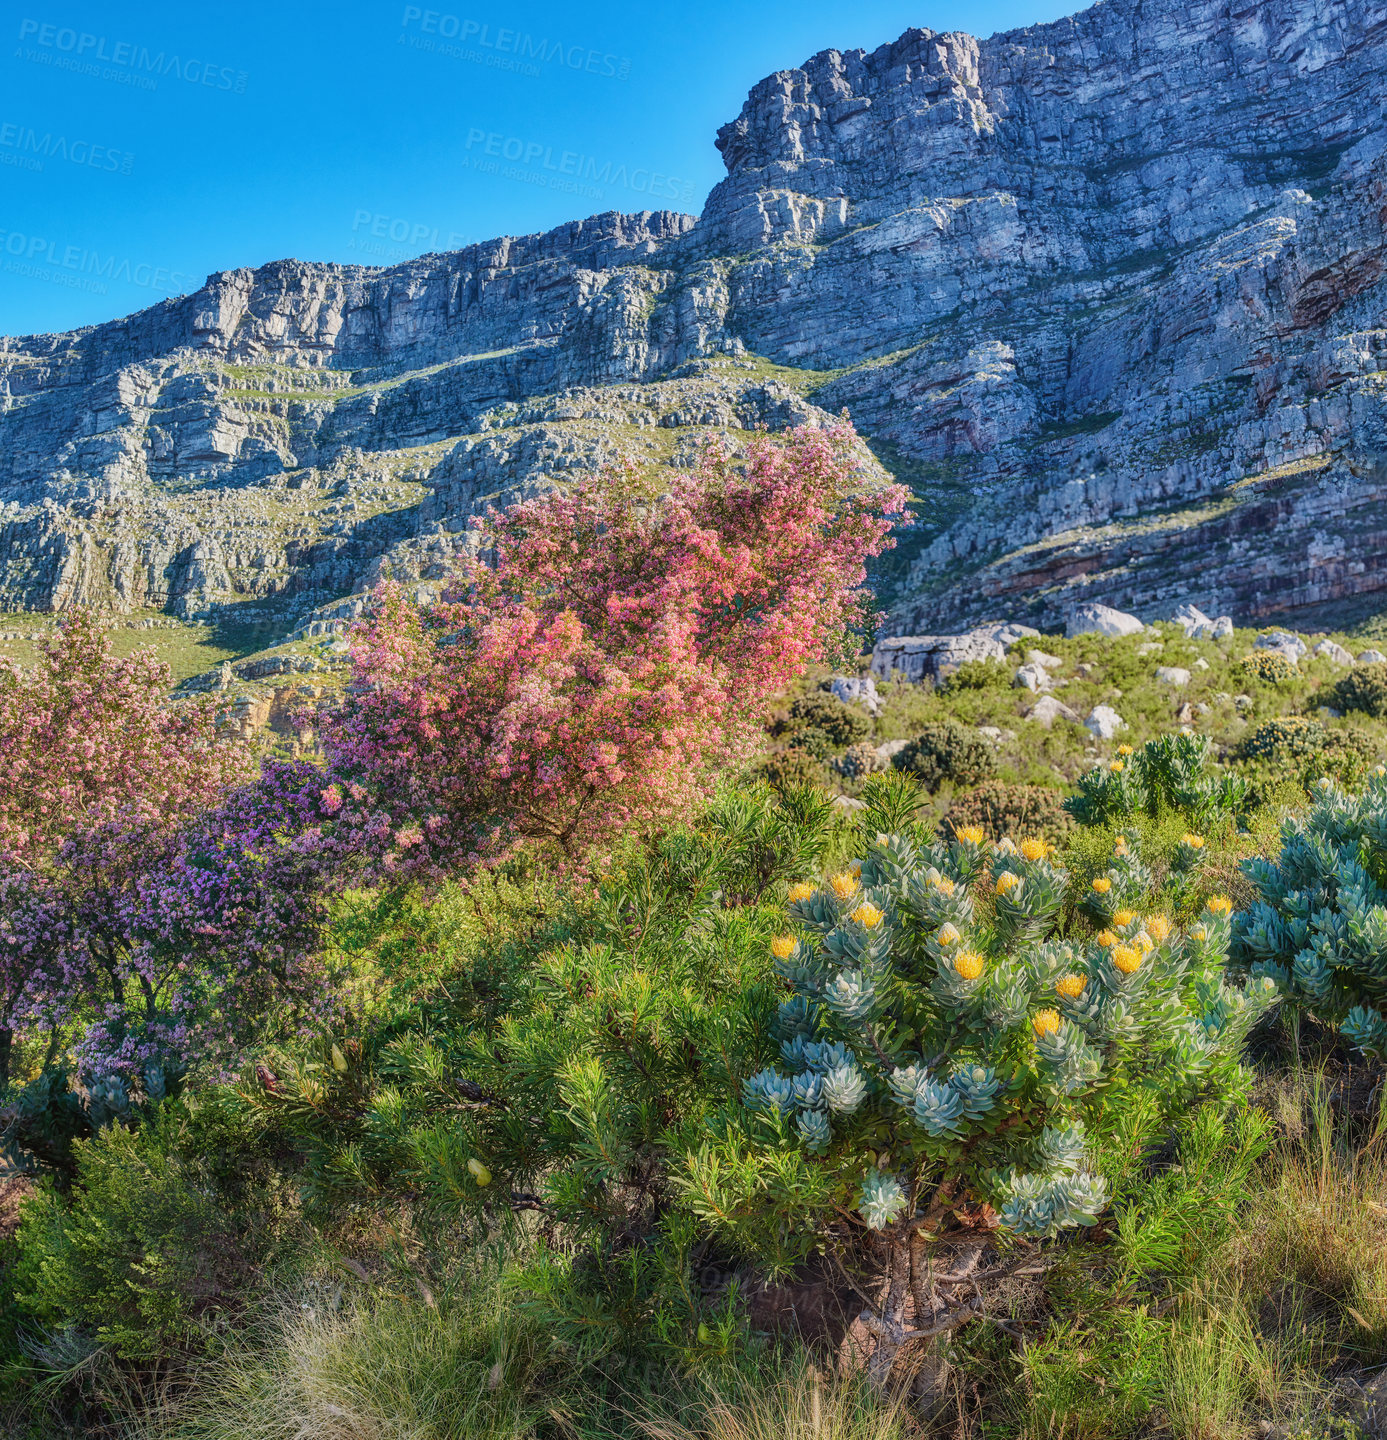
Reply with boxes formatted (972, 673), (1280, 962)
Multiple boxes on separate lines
(3, 0), (1385, 634)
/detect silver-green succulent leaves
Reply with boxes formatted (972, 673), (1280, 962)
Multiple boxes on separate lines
(702, 828), (1277, 1246)
(1234, 772), (1387, 1057)
(858, 1167), (908, 1230)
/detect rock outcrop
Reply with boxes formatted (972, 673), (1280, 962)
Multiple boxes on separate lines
(2, 0), (1386, 633)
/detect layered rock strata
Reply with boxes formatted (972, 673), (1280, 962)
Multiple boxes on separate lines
(1, 0), (1384, 633)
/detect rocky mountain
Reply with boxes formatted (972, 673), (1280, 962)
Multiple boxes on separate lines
(2, 0), (1386, 637)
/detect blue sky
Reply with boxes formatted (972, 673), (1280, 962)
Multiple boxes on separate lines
(0, 0), (1075, 338)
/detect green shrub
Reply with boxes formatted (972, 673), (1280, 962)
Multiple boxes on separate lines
(681, 828), (1277, 1394)
(239, 787), (841, 1355)
(1234, 717), (1379, 788)
(786, 725), (835, 761)
(1313, 730), (1381, 788)
(1235, 771), (1387, 1058)
(891, 722), (995, 792)
(1066, 733), (1250, 830)
(788, 693), (873, 748)
(836, 741), (884, 779)
(943, 658), (1011, 692)
(946, 782), (1073, 843)
(760, 749), (828, 792)
(1235, 716), (1329, 763)
(1233, 651), (1297, 686)
(11, 1099), (291, 1359)
(1323, 662), (1387, 720)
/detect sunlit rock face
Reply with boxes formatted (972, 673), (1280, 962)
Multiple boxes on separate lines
(2, 0), (1385, 631)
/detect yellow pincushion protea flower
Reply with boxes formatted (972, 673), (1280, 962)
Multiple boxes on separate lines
(770, 935), (797, 960)
(1144, 914), (1172, 945)
(1112, 944), (1142, 974)
(1116, 744), (1134, 757)
(1182, 833), (1206, 850)
(1095, 929), (1118, 948)
(1019, 838), (1049, 862)
(995, 871), (1023, 897)
(1376, 764), (1386, 777)
(848, 859), (863, 877)
(954, 950), (985, 981)
(1109, 760), (1125, 773)
(1134, 931), (1155, 955)
(787, 882), (816, 904)
(1113, 908), (1137, 928)
(955, 824), (985, 845)
(829, 871), (860, 900)
(1032, 1009), (1061, 1038)
(1206, 895), (1233, 916)
(1090, 877), (1112, 894)
(928, 873), (957, 896)
(1055, 973), (1087, 1000)
(1190, 923), (1208, 942)
(937, 922), (962, 947)
(851, 902), (885, 930)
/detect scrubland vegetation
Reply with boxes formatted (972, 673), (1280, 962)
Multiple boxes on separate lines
(2, 424), (1387, 1439)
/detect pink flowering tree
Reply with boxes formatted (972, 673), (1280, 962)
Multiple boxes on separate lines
(0, 610), (250, 868)
(321, 422), (908, 874)
(0, 612), (252, 1083)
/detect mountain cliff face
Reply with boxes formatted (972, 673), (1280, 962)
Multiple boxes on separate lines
(3, 0), (1386, 633)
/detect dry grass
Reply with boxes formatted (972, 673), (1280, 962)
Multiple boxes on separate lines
(141, 1281), (566, 1440)
(135, 1285), (913, 1440)
(1162, 1293), (1313, 1440)
(1238, 1074), (1387, 1352)
(1157, 1072), (1387, 1439)
(635, 1361), (912, 1440)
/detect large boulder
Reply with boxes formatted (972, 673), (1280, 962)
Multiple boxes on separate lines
(1171, 604), (1236, 641)
(1255, 630), (1307, 662)
(1193, 616), (1235, 640)
(871, 622), (1040, 684)
(986, 623), (1044, 648)
(1026, 696), (1081, 728)
(1170, 603), (1213, 636)
(1085, 704), (1127, 739)
(829, 675), (882, 715)
(1067, 603), (1145, 639)
(1358, 649), (1387, 665)
(1313, 640), (1355, 666)
(1155, 666), (1192, 687)
(1012, 663), (1054, 693)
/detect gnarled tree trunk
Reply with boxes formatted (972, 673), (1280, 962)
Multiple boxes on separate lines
(839, 1221), (1048, 1406)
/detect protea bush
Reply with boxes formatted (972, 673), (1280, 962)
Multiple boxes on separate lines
(682, 824), (1278, 1392)
(1082, 824), (1209, 921)
(1065, 733), (1249, 829)
(1235, 770), (1387, 1057)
